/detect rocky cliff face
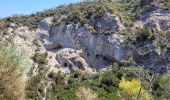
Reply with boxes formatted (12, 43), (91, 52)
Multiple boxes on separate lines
(1, 4), (170, 75)
(43, 10), (170, 73)
(46, 14), (131, 70)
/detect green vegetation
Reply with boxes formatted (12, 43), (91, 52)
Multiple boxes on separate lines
(25, 66), (170, 100)
(1, 0), (168, 31)
(32, 52), (48, 64)
(31, 52), (48, 73)
(119, 78), (150, 100)
(0, 0), (169, 99)
(153, 74), (170, 99)
(0, 45), (26, 100)
(135, 27), (155, 42)
(26, 72), (46, 99)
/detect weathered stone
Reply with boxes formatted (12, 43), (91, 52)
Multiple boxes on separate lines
(2, 9), (170, 75)
(49, 21), (132, 69)
(39, 17), (53, 31)
(9, 23), (16, 28)
(92, 13), (123, 34)
(55, 48), (93, 73)
(141, 10), (170, 31)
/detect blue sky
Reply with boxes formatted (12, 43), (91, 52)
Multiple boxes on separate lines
(0, 0), (82, 18)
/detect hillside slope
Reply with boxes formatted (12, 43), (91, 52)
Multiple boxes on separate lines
(0, 0), (170, 99)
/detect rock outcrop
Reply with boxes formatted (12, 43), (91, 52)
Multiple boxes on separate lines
(48, 24), (132, 69)
(56, 48), (93, 73)
(1, 9), (170, 74)
(39, 17), (53, 31)
(135, 10), (170, 31)
(45, 13), (132, 69)
(44, 11), (170, 73)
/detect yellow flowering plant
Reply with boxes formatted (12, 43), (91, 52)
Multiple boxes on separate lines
(118, 78), (150, 100)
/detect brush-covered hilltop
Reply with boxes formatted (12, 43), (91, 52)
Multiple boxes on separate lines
(0, 0), (170, 100)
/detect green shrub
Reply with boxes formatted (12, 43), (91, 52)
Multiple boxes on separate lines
(26, 73), (45, 99)
(57, 89), (78, 100)
(26, 65), (170, 99)
(100, 71), (119, 87)
(32, 52), (48, 64)
(48, 71), (66, 85)
(152, 74), (170, 99)
(136, 27), (155, 42)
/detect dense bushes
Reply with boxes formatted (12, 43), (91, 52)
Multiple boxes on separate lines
(136, 27), (155, 42)
(25, 65), (170, 100)
(0, 0), (142, 30)
(0, 0), (169, 34)
(26, 73), (46, 99)
(152, 74), (170, 99)
(0, 45), (26, 100)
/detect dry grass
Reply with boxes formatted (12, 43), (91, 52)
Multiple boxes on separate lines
(0, 45), (26, 100)
(0, 20), (5, 28)
(0, 67), (26, 100)
(76, 87), (98, 100)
